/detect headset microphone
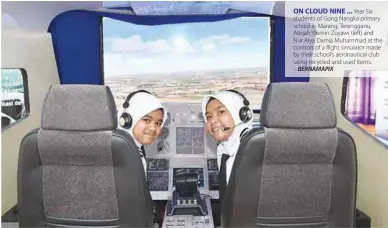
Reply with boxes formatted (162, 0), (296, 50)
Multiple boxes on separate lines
(213, 90), (252, 132)
(222, 127), (231, 132)
(221, 121), (246, 132)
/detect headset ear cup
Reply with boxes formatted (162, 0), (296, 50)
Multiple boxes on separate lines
(240, 106), (252, 123)
(119, 112), (132, 129)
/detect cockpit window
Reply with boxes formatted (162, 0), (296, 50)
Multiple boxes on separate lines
(102, 17), (272, 112)
(1, 68), (30, 131)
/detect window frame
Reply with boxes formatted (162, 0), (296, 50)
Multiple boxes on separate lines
(1, 68), (30, 132)
(100, 15), (275, 114)
(341, 73), (388, 149)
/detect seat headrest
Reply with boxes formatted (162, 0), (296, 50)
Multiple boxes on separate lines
(260, 82), (336, 129)
(41, 85), (118, 131)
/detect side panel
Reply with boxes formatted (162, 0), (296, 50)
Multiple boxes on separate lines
(1, 28), (60, 214)
(311, 76), (388, 227)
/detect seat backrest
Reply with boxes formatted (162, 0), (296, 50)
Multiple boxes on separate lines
(18, 85), (153, 227)
(223, 82), (357, 227)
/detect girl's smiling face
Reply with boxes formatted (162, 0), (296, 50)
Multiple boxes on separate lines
(205, 98), (235, 142)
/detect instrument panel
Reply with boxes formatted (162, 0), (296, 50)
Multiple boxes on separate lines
(144, 102), (217, 158)
(145, 102), (219, 200)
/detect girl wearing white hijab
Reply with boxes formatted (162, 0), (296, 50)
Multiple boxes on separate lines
(118, 90), (167, 177)
(202, 90), (253, 203)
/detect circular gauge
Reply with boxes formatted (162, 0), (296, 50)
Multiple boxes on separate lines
(198, 112), (204, 121)
(160, 127), (169, 140)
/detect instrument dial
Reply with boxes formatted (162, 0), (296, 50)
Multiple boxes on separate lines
(160, 127), (169, 140)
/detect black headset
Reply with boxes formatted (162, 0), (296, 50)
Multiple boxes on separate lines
(119, 89), (152, 129)
(226, 89), (252, 123)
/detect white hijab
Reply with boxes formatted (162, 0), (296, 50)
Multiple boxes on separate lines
(202, 91), (253, 159)
(117, 91), (167, 148)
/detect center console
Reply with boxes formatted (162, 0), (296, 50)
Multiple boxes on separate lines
(163, 198), (214, 228)
(143, 102), (219, 227)
(162, 168), (214, 228)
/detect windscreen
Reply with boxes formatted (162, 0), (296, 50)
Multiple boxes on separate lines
(103, 17), (271, 111)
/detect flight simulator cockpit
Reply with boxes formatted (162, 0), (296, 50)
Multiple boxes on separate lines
(102, 13), (270, 227)
(145, 102), (218, 227)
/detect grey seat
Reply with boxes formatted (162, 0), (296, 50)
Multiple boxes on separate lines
(17, 85), (154, 227)
(222, 82), (357, 227)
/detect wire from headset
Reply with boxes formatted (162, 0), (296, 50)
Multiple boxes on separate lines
(225, 89), (252, 123)
(119, 90), (152, 129)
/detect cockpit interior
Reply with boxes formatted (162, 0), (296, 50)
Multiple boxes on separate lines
(2, 1), (387, 228)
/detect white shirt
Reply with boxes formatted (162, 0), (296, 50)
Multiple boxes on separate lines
(217, 151), (236, 185)
(137, 146), (147, 180)
(217, 125), (250, 185)
(140, 154), (147, 180)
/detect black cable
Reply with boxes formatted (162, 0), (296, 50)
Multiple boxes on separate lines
(200, 193), (212, 199)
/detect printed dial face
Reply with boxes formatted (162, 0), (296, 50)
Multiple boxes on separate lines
(198, 112), (204, 121)
(160, 127), (169, 140)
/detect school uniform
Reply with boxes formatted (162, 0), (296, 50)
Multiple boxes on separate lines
(202, 91), (253, 223)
